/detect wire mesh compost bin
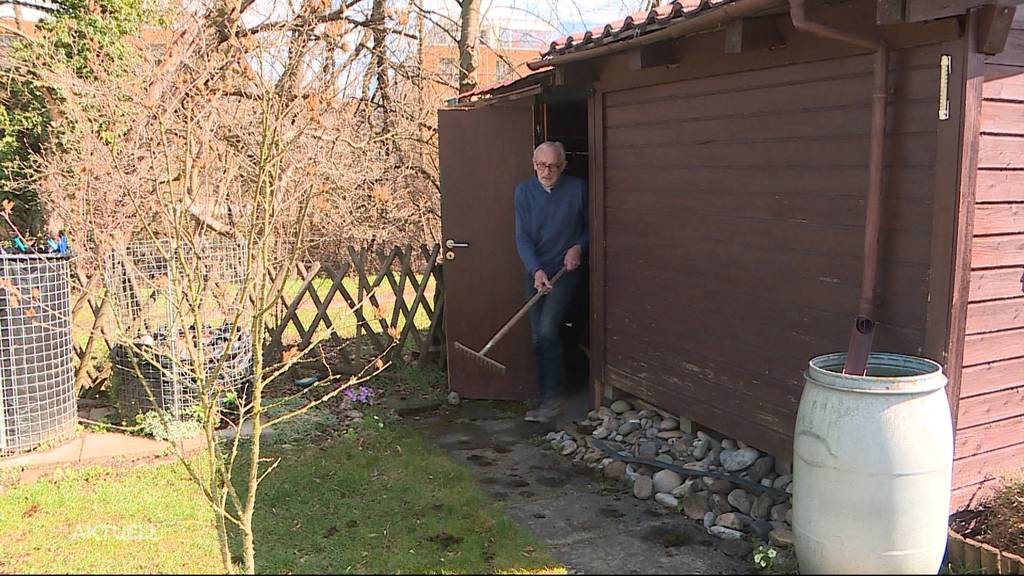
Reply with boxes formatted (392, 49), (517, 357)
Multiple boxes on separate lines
(104, 239), (252, 421)
(0, 253), (76, 455)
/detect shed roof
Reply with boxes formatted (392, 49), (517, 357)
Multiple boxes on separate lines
(537, 0), (738, 61)
(456, 68), (553, 104)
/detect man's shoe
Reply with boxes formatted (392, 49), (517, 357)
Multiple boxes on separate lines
(524, 398), (566, 423)
(524, 407), (546, 423)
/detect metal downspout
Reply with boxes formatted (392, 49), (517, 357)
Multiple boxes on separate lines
(788, 0), (889, 376)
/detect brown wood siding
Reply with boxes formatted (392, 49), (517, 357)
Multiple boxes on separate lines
(601, 45), (941, 459)
(953, 17), (1024, 510)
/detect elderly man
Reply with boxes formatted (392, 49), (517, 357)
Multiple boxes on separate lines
(514, 141), (588, 423)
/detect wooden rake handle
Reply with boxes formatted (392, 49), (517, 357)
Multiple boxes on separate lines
(479, 267), (567, 356)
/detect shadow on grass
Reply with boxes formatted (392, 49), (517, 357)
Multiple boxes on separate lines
(228, 420), (564, 574)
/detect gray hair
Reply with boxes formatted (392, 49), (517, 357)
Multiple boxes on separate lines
(534, 141), (566, 164)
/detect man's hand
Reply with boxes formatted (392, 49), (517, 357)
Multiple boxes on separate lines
(534, 269), (553, 294)
(564, 244), (582, 271)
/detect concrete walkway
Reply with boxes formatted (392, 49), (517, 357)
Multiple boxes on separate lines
(410, 393), (754, 575)
(0, 432), (204, 484)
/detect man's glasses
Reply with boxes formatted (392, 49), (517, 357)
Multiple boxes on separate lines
(534, 162), (562, 171)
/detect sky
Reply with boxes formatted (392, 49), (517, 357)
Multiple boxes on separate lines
(418, 0), (650, 36)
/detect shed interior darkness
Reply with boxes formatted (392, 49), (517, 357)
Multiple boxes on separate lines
(537, 97), (591, 394)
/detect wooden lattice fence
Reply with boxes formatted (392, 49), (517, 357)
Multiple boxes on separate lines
(71, 243), (445, 392)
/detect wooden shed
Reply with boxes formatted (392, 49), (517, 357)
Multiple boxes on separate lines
(437, 0), (1024, 511)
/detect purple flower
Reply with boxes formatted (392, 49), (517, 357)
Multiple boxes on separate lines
(343, 386), (374, 404)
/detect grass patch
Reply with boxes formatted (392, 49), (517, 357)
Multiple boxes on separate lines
(0, 460), (222, 574)
(0, 422), (562, 574)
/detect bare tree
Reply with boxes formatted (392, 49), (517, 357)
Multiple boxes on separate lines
(457, 0), (481, 93)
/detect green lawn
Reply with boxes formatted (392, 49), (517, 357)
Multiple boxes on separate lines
(0, 422), (561, 574)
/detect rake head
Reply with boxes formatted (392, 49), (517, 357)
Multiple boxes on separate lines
(453, 341), (507, 376)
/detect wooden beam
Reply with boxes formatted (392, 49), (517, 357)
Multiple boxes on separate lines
(878, 0), (907, 24)
(628, 41), (678, 70)
(904, 0), (1023, 24)
(724, 17), (785, 54)
(977, 3), (1017, 54)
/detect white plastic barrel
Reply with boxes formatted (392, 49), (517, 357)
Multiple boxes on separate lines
(793, 352), (952, 574)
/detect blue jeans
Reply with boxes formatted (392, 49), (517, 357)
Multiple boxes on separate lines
(525, 269), (580, 403)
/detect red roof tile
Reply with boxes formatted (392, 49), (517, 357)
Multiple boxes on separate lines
(539, 0), (738, 60)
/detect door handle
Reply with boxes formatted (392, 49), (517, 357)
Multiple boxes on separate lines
(445, 239), (470, 249)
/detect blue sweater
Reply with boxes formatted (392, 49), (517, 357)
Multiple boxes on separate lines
(514, 175), (588, 277)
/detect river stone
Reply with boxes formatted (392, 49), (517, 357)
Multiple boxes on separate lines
(771, 503), (791, 522)
(718, 538), (756, 558)
(637, 440), (659, 459)
(703, 511), (717, 530)
(657, 430), (686, 440)
(622, 410), (640, 421)
(604, 461), (627, 480)
(673, 479), (700, 498)
(749, 456), (774, 483)
(709, 526), (745, 540)
(656, 454), (674, 466)
(708, 478), (734, 494)
(593, 427), (612, 439)
(670, 441), (690, 459)
(635, 465), (654, 477)
(644, 427), (660, 439)
(653, 470), (684, 493)
(760, 478), (773, 488)
(770, 529), (795, 548)
(624, 431), (642, 444)
(705, 447), (722, 467)
(773, 475), (792, 490)
(715, 512), (746, 531)
(721, 438), (738, 451)
(655, 493), (679, 508)
(658, 417), (679, 431)
(728, 489), (753, 514)
(698, 431), (721, 448)
(751, 493), (774, 520)
(634, 475), (654, 500)
(584, 449), (604, 465)
(610, 400), (632, 414)
(681, 493), (711, 520)
(749, 519), (773, 542)
(709, 493), (734, 516)
(614, 434), (624, 442)
(786, 508), (793, 524)
(618, 421), (640, 436)
(560, 440), (578, 456)
(721, 447), (760, 472)
(691, 439), (709, 460)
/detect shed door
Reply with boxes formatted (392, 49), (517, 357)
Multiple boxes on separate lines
(439, 104), (537, 400)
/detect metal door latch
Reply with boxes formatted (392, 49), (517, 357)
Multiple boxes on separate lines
(445, 239), (470, 249)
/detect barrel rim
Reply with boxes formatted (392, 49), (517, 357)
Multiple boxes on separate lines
(806, 352), (946, 394)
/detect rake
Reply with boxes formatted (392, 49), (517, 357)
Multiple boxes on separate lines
(453, 268), (566, 375)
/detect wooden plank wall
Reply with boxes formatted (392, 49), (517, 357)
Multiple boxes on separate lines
(601, 44), (941, 459)
(952, 10), (1024, 510)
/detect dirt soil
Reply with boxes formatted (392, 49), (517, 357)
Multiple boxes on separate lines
(408, 392), (756, 575)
